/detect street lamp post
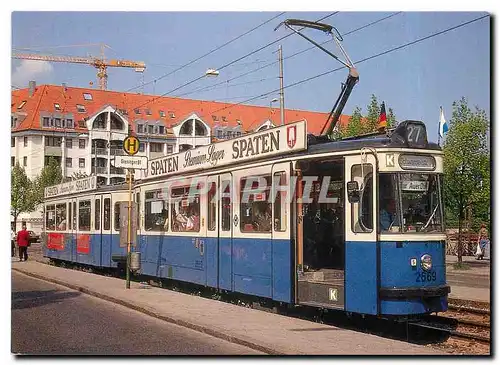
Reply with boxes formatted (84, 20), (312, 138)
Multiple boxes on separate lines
(269, 98), (279, 123)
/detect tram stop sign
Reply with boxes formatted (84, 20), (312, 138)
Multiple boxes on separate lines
(123, 135), (140, 156)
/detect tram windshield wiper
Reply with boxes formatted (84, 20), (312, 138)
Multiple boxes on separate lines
(422, 202), (440, 232)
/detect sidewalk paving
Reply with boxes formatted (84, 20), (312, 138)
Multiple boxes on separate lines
(445, 255), (490, 304)
(12, 260), (444, 355)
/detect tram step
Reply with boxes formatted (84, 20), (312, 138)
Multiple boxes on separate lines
(298, 280), (345, 309)
(301, 270), (344, 282)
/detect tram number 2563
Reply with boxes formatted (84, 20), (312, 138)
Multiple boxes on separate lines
(415, 271), (436, 282)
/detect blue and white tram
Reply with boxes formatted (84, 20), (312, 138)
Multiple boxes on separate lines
(43, 119), (449, 318)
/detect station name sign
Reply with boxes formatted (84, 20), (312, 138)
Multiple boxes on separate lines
(44, 176), (97, 199)
(147, 120), (307, 179)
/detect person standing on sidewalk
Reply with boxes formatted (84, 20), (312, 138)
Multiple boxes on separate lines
(16, 224), (30, 262)
(477, 223), (490, 260)
(11, 228), (16, 257)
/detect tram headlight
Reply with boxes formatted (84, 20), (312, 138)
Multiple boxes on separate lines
(420, 254), (432, 271)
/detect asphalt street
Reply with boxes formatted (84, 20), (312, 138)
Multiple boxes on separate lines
(11, 271), (264, 355)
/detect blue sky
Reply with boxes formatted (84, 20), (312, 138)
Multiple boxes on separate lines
(11, 11), (490, 142)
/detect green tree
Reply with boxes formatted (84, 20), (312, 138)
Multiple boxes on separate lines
(387, 107), (397, 128)
(443, 97), (490, 263)
(342, 106), (364, 138)
(32, 157), (63, 206)
(364, 94), (380, 133)
(11, 163), (36, 231)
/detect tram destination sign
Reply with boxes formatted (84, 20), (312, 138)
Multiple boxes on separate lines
(44, 176), (97, 199)
(147, 120), (307, 179)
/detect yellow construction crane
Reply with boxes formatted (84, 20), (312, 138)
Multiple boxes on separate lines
(12, 44), (146, 90)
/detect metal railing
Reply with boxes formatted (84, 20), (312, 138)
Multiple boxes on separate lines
(110, 148), (125, 156)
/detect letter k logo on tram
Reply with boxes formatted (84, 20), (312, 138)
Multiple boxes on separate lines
(386, 154), (395, 167)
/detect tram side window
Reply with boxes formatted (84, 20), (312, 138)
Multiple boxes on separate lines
(103, 198), (111, 230)
(114, 202), (121, 232)
(273, 172), (287, 232)
(95, 199), (101, 231)
(136, 193), (140, 230)
(78, 200), (91, 231)
(56, 203), (67, 231)
(208, 182), (216, 231)
(240, 175), (272, 233)
(45, 205), (55, 231)
(68, 202), (72, 230)
(221, 180), (231, 231)
(73, 202), (76, 230)
(350, 164), (373, 233)
(171, 186), (200, 232)
(145, 189), (168, 232)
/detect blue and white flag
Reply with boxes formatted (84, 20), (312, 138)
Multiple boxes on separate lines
(439, 107), (449, 138)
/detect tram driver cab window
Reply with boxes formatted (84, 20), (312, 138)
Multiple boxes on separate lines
(351, 164), (373, 233)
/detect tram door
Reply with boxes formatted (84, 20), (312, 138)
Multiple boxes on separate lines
(344, 153), (378, 315)
(206, 176), (218, 288)
(94, 193), (112, 267)
(218, 173), (233, 291)
(271, 162), (293, 302)
(69, 198), (77, 262)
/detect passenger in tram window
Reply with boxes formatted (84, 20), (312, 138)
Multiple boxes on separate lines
(161, 208), (169, 231)
(380, 199), (398, 231)
(254, 203), (272, 232)
(58, 218), (67, 231)
(175, 206), (188, 230)
(186, 205), (200, 231)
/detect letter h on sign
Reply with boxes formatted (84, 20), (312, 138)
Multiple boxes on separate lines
(124, 136), (139, 156)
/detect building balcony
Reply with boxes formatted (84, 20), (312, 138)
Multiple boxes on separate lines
(110, 148), (125, 156)
(110, 167), (125, 175)
(150, 151), (165, 160)
(94, 148), (108, 156)
(44, 146), (62, 156)
(95, 167), (107, 174)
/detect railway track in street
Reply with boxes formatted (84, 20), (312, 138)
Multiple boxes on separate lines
(28, 249), (491, 355)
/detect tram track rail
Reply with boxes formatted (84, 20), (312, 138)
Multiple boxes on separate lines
(39, 256), (489, 353)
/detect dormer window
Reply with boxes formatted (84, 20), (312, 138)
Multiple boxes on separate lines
(211, 115), (217, 121)
(83, 93), (93, 101)
(222, 116), (226, 122)
(54, 103), (61, 111)
(76, 104), (86, 113)
(146, 109), (152, 115)
(17, 100), (27, 109)
(134, 109), (141, 115)
(159, 110), (166, 118)
(169, 111), (175, 119)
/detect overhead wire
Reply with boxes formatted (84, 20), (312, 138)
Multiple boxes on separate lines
(125, 12), (287, 93)
(177, 12), (402, 98)
(127, 12), (339, 112)
(207, 14), (490, 115)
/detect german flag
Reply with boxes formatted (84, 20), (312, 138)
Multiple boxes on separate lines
(378, 101), (387, 131)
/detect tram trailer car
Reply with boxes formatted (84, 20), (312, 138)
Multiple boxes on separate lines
(43, 120), (449, 319)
